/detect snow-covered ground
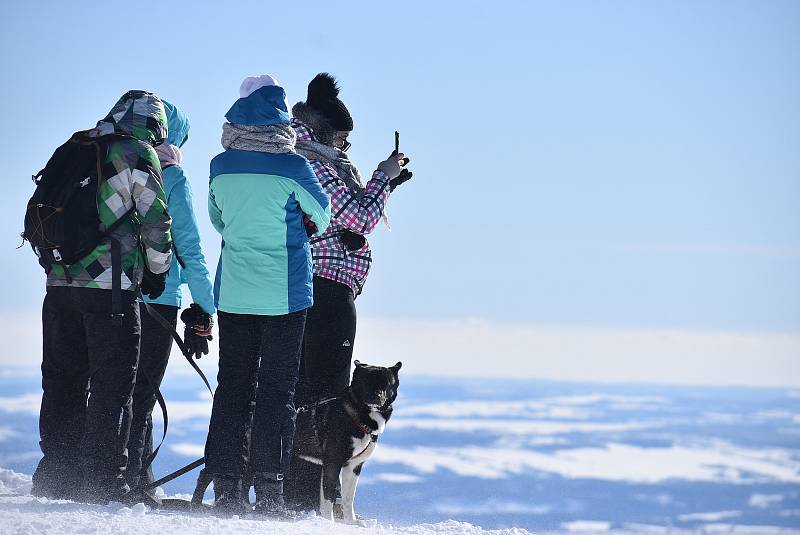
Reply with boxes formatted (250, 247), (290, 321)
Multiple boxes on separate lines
(1, 373), (800, 534)
(0, 475), (530, 535)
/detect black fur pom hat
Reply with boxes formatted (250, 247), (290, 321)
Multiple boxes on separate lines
(305, 73), (353, 132)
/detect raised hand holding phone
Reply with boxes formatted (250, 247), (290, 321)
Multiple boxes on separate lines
(393, 130), (410, 168)
(389, 130), (412, 191)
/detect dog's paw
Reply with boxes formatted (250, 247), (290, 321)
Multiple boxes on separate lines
(318, 512), (335, 522)
(318, 500), (335, 522)
(338, 512), (372, 527)
(339, 516), (367, 527)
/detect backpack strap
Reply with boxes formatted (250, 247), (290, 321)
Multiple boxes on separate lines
(92, 134), (134, 324)
(106, 207), (135, 326)
(111, 238), (123, 325)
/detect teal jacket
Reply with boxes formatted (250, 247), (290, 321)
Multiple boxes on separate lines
(144, 100), (216, 314)
(209, 85), (331, 315)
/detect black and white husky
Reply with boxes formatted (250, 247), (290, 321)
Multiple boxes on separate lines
(296, 360), (401, 524)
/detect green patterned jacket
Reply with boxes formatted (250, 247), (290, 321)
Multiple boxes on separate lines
(46, 90), (173, 290)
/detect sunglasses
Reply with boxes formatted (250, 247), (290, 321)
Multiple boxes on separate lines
(336, 134), (351, 152)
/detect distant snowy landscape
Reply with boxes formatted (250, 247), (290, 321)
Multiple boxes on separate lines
(1, 371), (799, 534)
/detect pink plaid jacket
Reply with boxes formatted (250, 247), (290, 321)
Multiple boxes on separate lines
(293, 120), (391, 296)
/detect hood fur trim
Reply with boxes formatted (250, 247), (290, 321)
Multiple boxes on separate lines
(291, 101), (336, 146)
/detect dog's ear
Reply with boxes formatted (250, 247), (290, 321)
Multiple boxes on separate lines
(390, 361), (402, 374)
(354, 360), (365, 368)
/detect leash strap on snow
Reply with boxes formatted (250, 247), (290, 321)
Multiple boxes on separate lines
(138, 292), (213, 396)
(141, 456), (205, 492)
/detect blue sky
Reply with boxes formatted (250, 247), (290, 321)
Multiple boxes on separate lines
(0, 1), (798, 384)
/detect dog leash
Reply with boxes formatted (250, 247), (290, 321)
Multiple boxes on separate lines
(133, 292), (214, 496)
(296, 396), (340, 414)
(138, 291), (213, 396)
(141, 456), (206, 492)
(342, 397), (380, 441)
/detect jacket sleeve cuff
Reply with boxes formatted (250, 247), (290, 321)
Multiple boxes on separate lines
(373, 170), (392, 184)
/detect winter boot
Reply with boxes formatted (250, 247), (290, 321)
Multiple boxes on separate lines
(31, 455), (83, 500)
(120, 471), (162, 508)
(212, 475), (249, 515)
(123, 484), (162, 508)
(82, 473), (131, 505)
(253, 472), (292, 518)
(283, 456), (319, 512)
(190, 468), (213, 509)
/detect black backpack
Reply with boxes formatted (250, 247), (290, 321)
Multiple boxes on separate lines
(23, 131), (133, 274)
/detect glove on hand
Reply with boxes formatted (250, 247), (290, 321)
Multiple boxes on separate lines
(389, 168), (413, 191)
(340, 230), (366, 251)
(141, 269), (167, 299)
(181, 304), (213, 359)
(377, 151), (409, 180)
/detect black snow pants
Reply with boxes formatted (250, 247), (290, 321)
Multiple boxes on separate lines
(125, 302), (178, 490)
(284, 276), (357, 511)
(32, 286), (140, 503)
(203, 309), (307, 480)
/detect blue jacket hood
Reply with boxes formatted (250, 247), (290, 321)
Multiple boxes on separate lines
(162, 99), (190, 148)
(225, 85), (290, 126)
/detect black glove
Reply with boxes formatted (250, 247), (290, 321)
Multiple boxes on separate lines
(181, 303), (213, 359)
(141, 268), (167, 299)
(340, 230), (366, 251)
(389, 168), (413, 191)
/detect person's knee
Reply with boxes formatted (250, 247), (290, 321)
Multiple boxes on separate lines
(217, 354), (256, 383)
(89, 377), (135, 404)
(42, 374), (87, 397)
(259, 372), (299, 400)
(85, 364), (137, 403)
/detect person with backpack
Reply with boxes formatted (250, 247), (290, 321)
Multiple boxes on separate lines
(124, 99), (216, 505)
(25, 90), (173, 504)
(283, 73), (412, 513)
(202, 74), (330, 515)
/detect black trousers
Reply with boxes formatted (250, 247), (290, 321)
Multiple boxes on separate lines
(125, 302), (178, 489)
(285, 276), (357, 510)
(33, 286), (140, 502)
(204, 309), (307, 479)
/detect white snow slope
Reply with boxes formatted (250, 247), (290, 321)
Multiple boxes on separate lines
(0, 497), (528, 535)
(0, 468), (533, 535)
(2, 469), (799, 535)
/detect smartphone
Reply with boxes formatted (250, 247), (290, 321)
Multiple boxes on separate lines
(395, 131), (400, 154)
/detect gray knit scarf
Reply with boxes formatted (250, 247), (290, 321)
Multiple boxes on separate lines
(292, 101), (364, 197)
(295, 139), (364, 198)
(221, 123), (296, 153)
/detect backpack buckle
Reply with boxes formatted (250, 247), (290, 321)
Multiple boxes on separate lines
(52, 249), (62, 262)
